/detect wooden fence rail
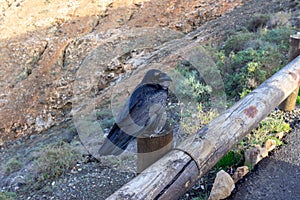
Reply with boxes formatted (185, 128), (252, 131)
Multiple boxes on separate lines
(108, 34), (300, 200)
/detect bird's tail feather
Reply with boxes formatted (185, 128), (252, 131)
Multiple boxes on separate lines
(98, 124), (134, 156)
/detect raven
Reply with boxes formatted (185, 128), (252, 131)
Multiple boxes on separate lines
(98, 69), (172, 156)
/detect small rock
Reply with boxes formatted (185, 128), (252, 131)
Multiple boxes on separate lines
(232, 166), (249, 183)
(244, 146), (268, 167)
(71, 168), (78, 174)
(208, 170), (235, 200)
(265, 139), (276, 152)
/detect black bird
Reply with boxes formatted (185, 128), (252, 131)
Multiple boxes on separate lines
(98, 69), (172, 156)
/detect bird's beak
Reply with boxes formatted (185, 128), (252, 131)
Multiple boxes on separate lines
(159, 73), (172, 82)
(159, 73), (172, 89)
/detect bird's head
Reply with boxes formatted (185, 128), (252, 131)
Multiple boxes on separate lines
(141, 69), (172, 89)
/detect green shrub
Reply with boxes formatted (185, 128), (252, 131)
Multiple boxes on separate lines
(215, 150), (243, 170)
(174, 64), (212, 104)
(192, 16), (295, 199)
(261, 28), (295, 51)
(222, 32), (256, 55)
(210, 27), (296, 100)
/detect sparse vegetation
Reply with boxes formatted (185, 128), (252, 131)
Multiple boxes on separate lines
(96, 108), (114, 129)
(241, 114), (290, 148)
(5, 158), (23, 175)
(180, 103), (218, 135)
(0, 191), (17, 200)
(211, 26), (296, 100)
(33, 141), (81, 182)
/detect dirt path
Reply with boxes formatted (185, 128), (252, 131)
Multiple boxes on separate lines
(228, 111), (300, 200)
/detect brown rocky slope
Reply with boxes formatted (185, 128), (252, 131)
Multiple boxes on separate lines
(0, 0), (243, 144)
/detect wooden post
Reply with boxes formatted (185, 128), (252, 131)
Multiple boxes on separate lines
(107, 56), (300, 200)
(279, 33), (300, 111)
(137, 130), (173, 173)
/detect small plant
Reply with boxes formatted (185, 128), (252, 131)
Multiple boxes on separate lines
(180, 104), (218, 135)
(96, 108), (114, 129)
(0, 191), (17, 200)
(5, 158), (23, 175)
(241, 114), (290, 148)
(214, 150), (243, 170)
(239, 88), (252, 99)
(34, 141), (81, 182)
(173, 64), (212, 104)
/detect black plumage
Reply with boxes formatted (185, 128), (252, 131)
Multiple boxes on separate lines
(99, 69), (173, 156)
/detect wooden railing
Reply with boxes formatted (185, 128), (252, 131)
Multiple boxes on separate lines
(108, 33), (300, 200)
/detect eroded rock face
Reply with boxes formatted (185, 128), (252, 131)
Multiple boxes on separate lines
(0, 0), (243, 143)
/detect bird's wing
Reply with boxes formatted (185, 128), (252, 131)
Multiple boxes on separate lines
(115, 84), (167, 137)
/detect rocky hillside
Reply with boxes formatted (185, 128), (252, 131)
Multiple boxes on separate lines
(0, 0), (244, 144)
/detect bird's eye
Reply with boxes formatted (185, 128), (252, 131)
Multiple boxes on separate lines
(154, 72), (160, 76)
